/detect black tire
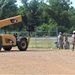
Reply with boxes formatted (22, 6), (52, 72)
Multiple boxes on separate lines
(3, 46), (12, 51)
(17, 39), (28, 51)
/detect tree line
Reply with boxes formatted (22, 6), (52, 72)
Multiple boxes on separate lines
(0, 0), (75, 33)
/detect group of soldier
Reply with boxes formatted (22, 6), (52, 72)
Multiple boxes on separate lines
(58, 31), (75, 51)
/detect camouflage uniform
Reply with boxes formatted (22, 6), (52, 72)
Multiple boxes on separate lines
(63, 33), (68, 49)
(58, 32), (63, 49)
(72, 31), (75, 51)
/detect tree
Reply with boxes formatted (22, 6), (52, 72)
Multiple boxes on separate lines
(0, 0), (75, 33)
(0, 0), (17, 19)
(21, 0), (39, 26)
(47, 0), (72, 31)
(0, 0), (18, 31)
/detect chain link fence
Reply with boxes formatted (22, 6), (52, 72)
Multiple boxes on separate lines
(0, 26), (73, 50)
(7, 30), (58, 48)
(28, 30), (58, 48)
(6, 30), (72, 49)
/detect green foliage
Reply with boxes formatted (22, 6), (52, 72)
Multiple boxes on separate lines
(58, 26), (68, 33)
(47, 0), (71, 28)
(37, 23), (49, 31)
(0, 0), (18, 32)
(37, 23), (57, 32)
(69, 26), (75, 33)
(0, 0), (17, 19)
(0, 0), (75, 34)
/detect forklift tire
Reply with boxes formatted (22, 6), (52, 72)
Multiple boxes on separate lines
(3, 46), (12, 51)
(17, 39), (28, 51)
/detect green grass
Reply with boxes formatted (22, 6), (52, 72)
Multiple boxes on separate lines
(29, 39), (72, 49)
(29, 40), (56, 48)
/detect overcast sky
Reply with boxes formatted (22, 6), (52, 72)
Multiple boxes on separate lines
(17, 0), (75, 8)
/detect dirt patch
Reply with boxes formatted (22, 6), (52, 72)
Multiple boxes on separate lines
(0, 48), (75, 74)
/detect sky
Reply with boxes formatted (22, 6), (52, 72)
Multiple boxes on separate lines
(71, 0), (75, 8)
(16, 0), (75, 8)
(16, 0), (22, 7)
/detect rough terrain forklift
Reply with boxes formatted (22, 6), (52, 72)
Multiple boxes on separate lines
(0, 15), (34, 51)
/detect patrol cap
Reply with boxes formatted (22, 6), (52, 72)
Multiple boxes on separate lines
(59, 32), (62, 35)
(73, 31), (75, 34)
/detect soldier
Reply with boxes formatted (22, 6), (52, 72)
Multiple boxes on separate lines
(72, 31), (75, 51)
(58, 32), (63, 49)
(63, 33), (69, 49)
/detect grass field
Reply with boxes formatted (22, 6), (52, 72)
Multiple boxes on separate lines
(28, 39), (72, 50)
(29, 40), (56, 48)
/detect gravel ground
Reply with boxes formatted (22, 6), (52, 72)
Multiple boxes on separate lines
(0, 48), (75, 75)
